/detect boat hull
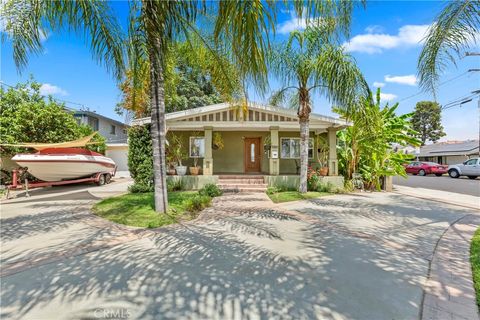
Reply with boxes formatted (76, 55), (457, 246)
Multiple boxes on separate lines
(12, 154), (116, 182)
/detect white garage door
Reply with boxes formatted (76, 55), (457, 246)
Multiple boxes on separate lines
(106, 148), (129, 171)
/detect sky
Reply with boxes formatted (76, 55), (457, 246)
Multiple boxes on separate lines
(1, 1), (479, 141)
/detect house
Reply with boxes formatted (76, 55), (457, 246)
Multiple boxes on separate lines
(71, 109), (130, 171)
(417, 140), (479, 165)
(132, 102), (349, 189)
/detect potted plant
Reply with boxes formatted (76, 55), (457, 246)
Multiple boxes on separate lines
(170, 134), (187, 176)
(212, 132), (224, 150)
(166, 152), (177, 175)
(316, 135), (329, 176)
(189, 132), (202, 175)
(263, 135), (271, 154)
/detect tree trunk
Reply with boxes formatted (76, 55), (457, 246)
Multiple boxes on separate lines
(149, 39), (168, 213)
(298, 88), (311, 194)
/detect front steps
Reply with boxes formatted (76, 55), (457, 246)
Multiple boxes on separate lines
(218, 175), (268, 193)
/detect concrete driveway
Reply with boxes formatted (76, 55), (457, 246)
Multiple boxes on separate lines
(1, 187), (478, 320)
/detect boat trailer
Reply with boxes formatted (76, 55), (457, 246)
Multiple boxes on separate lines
(6, 168), (116, 198)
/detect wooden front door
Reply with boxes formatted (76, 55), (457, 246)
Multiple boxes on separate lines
(244, 137), (261, 173)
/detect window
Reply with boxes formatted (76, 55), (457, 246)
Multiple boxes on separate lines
(110, 125), (116, 135)
(87, 117), (99, 131)
(465, 159), (478, 165)
(280, 138), (313, 159)
(189, 137), (205, 158)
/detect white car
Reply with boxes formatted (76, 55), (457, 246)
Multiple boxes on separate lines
(448, 158), (480, 179)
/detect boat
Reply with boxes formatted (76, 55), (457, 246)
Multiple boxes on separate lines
(12, 147), (116, 182)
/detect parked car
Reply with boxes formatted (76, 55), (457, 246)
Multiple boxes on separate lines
(405, 161), (448, 176)
(448, 158), (480, 179)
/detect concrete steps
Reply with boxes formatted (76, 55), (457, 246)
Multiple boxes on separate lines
(218, 176), (267, 193)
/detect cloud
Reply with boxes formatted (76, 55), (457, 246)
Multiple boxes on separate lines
(373, 82), (385, 88)
(365, 25), (384, 34)
(344, 24), (430, 54)
(277, 10), (308, 34)
(379, 93), (397, 102)
(384, 74), (418, 86)
(39, 83), (68, 96)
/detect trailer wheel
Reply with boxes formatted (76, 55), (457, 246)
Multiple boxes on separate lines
(105, 173), (112, 184)
(97, 174), (106, 186)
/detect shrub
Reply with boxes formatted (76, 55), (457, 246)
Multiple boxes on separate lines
(128, 125), (153, 187)
(316, 181), (335, 193)
(266, 186), (280, 195)
(128, 183), (153, 193)
(185, 195), (211, 213)
(199, 183), (223, 197)
(167, 178), (185, 192)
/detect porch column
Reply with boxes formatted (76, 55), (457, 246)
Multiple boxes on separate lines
(203, 126), (213, 175)
(269, 126), (279, 175)
(327, 128), (338, 176)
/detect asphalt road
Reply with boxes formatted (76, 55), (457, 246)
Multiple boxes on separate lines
(393, 174), (480, 197)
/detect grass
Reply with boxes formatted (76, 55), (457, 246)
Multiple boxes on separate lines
(267, 191), (333, 203)
(92, 191), (202, 228)
(471, 227), (480, 308)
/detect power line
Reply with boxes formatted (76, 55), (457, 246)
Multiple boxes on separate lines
(396, 71), (470, 103)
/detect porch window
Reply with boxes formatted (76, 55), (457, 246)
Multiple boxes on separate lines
(280, 138), (313, 159)
(189, 137), (205, 158)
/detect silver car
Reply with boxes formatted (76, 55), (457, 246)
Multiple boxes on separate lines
(448, 158), (480, 179)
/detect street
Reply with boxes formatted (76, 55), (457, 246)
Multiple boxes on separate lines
(393, 174), (480, 197)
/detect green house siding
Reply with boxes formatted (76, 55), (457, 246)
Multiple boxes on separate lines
(169, 130), (327, 175)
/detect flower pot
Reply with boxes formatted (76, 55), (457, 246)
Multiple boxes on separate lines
(189, 166), (200, 175)
(319, 167), (329, 176)
(167, 168), (176, 175)
(175, 165), (187, 176)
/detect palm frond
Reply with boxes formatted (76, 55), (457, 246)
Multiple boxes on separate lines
(418, 0), (480, 94)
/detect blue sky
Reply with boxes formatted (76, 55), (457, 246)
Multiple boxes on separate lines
(1, 1), (479, 141)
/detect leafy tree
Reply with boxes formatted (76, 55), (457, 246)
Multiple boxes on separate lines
(418, 0), (480, 93)
(0, 80), (106, 156)
(336, 89), (420, 190)
(268, 25), (369, 193)
(411, 101), (446, 145)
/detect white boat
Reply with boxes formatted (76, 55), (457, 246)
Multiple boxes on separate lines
(12, 148), (116, 182)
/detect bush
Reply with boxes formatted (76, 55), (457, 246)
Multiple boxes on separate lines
(128, 125), (153, 187)
(128, 183), (153, 193)
(167, 178), (185, 192)
(199, 183), (223, 197)
(185, 195), (211, 213)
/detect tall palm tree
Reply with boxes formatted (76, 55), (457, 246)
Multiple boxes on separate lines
(269, 25), (369, 193)
(418, 0), (480, 93)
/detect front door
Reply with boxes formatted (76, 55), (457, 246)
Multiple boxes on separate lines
(244, 137), (261, 173)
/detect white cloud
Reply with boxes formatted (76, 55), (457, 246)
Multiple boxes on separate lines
(379, 93), (397, 102)
(344, 24), (430, 54)
(39, 83), (68, 96)
(277, 10), (308, 34)
(365, 25), (384, 34)
(384, 74), (418, 86)
(373, 81), (385, 88)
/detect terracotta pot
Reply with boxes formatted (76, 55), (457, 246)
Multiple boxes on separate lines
(167, 168), (176, 175)
(189, 166), (200, 175)
(319, 167), (329, 176)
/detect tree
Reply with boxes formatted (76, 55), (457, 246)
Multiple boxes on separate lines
(336, 89), (420, 190)
(0, 80), (106, 156)
(418, 0), (480, 93)
(268, 25), (369, 193)
(411, 101), (446, 145)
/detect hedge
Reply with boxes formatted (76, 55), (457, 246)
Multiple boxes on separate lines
(128, 124), (154, 191)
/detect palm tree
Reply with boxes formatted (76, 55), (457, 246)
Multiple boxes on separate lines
(418, 0), (480, 93)
(269, 25), (369, 193)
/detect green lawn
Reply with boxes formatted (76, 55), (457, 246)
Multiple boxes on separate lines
(471, 227), (480, 308)
(92, 191), (202, 228)
(267, 191), (333, 203)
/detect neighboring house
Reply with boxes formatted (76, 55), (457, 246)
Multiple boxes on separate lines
(71, 109), (130, 171)
(133, 102), (349, 188)
(417, 140), (479, 165)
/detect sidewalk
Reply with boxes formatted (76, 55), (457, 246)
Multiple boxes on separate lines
(394, 185), (480, 211)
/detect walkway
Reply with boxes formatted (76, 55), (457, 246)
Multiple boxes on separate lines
(1, 186), (478, 319)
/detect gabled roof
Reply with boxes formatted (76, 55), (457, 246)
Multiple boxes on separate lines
(132, 102), (350, 132)
(418, 140), (479, 157)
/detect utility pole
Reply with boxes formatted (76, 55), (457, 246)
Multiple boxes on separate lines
(467, 64), (480, 156)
